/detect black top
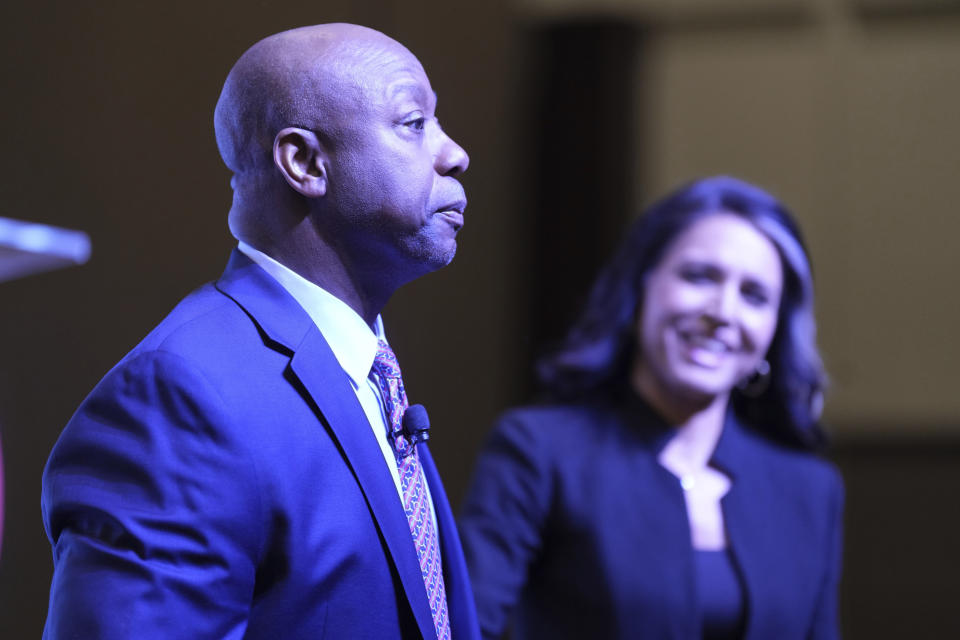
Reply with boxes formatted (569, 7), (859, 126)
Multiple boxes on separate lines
(696, 549), (746, 639)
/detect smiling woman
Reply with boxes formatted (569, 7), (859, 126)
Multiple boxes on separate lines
(459, 176), (843, 640)
(632, 213), (784, 428)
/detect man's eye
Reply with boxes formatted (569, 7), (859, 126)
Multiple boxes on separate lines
(406, 117), (426, 131)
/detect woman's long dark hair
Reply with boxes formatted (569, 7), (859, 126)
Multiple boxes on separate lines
(538, 176), (828, 449)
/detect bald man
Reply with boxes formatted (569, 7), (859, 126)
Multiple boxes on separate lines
(42, 24), (479, 640)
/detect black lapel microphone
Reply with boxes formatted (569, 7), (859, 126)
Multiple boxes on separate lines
(401, 404), (431, 451)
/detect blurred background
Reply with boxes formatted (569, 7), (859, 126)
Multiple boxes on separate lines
(1, 0), (958, 636)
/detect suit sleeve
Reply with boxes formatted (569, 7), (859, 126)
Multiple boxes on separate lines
(458, 412), (554, 640)
(808, 467), (845, 640)
(41, 350), (263, 639)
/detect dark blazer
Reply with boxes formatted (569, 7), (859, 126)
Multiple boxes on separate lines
(42, 251), (480, 640)
(459, 397), (843, 640)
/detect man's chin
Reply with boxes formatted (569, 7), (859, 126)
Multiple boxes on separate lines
(420, 238), (458, 270)
(396, 241), (457, 281)
(425, 251), (456, 275)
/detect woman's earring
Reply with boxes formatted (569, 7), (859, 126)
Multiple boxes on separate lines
(737, 359), (771, 397)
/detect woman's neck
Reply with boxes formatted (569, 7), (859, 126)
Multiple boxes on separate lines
(658, 396), (728, 469)
(632, 369), (729, 467)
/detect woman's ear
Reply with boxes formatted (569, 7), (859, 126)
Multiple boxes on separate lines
(273, 127), (328, 197)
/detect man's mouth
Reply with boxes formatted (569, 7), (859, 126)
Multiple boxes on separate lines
(439, 211), (464, 230)
(435, 200), (466, 231)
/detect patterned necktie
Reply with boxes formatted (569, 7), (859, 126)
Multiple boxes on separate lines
(372, 340), (451, 640)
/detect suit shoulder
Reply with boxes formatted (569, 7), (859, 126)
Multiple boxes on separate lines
(85, 283), (267, 406)
(491, 403), (615, 446)
(742, 426), (844, 495)
(132, 284), (251, 355)
(108, 281), (284, 386)
(498, 402), (610, 428)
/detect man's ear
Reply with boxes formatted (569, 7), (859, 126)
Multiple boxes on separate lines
(273, 127), (328, 198)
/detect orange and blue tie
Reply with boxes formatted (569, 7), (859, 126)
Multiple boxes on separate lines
(372, 340), (450, 640)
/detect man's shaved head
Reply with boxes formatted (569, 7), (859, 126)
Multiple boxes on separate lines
(211, 23), (468, 322)
(214, 23), (414, 174)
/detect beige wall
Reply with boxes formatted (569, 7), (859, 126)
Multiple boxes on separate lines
(521, 0), (960, 434)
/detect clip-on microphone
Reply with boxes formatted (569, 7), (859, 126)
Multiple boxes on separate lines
(398, 404), (431, 456)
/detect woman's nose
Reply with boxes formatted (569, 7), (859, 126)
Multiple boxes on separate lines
(704, 284), (738, 324)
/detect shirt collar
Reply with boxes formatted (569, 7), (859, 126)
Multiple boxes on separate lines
(237, 241), (383, 387)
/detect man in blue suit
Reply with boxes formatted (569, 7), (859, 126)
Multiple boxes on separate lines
(42, 23), (478, 639)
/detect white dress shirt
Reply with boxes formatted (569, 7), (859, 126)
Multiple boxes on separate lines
(237, 242), (413, 499)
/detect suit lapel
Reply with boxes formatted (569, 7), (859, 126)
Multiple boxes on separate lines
(419, 446), (481, 640)
(713, 418), (782, 640)
(289, 332), (437, 639)
(215, 250), (437, 640)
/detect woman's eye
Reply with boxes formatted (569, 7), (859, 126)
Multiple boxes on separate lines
(679, 265), (714, 283)
(406, 117), (426, 131)
(742, 283), (770, 306)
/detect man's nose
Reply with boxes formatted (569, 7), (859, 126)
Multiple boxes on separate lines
(435, 131), (469, 177)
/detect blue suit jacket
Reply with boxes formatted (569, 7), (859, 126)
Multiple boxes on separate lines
(459, 397), (844, 640)
(42, 251), (480, 640)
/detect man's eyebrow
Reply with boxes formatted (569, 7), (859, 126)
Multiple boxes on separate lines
(388, 82), (436, 106)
